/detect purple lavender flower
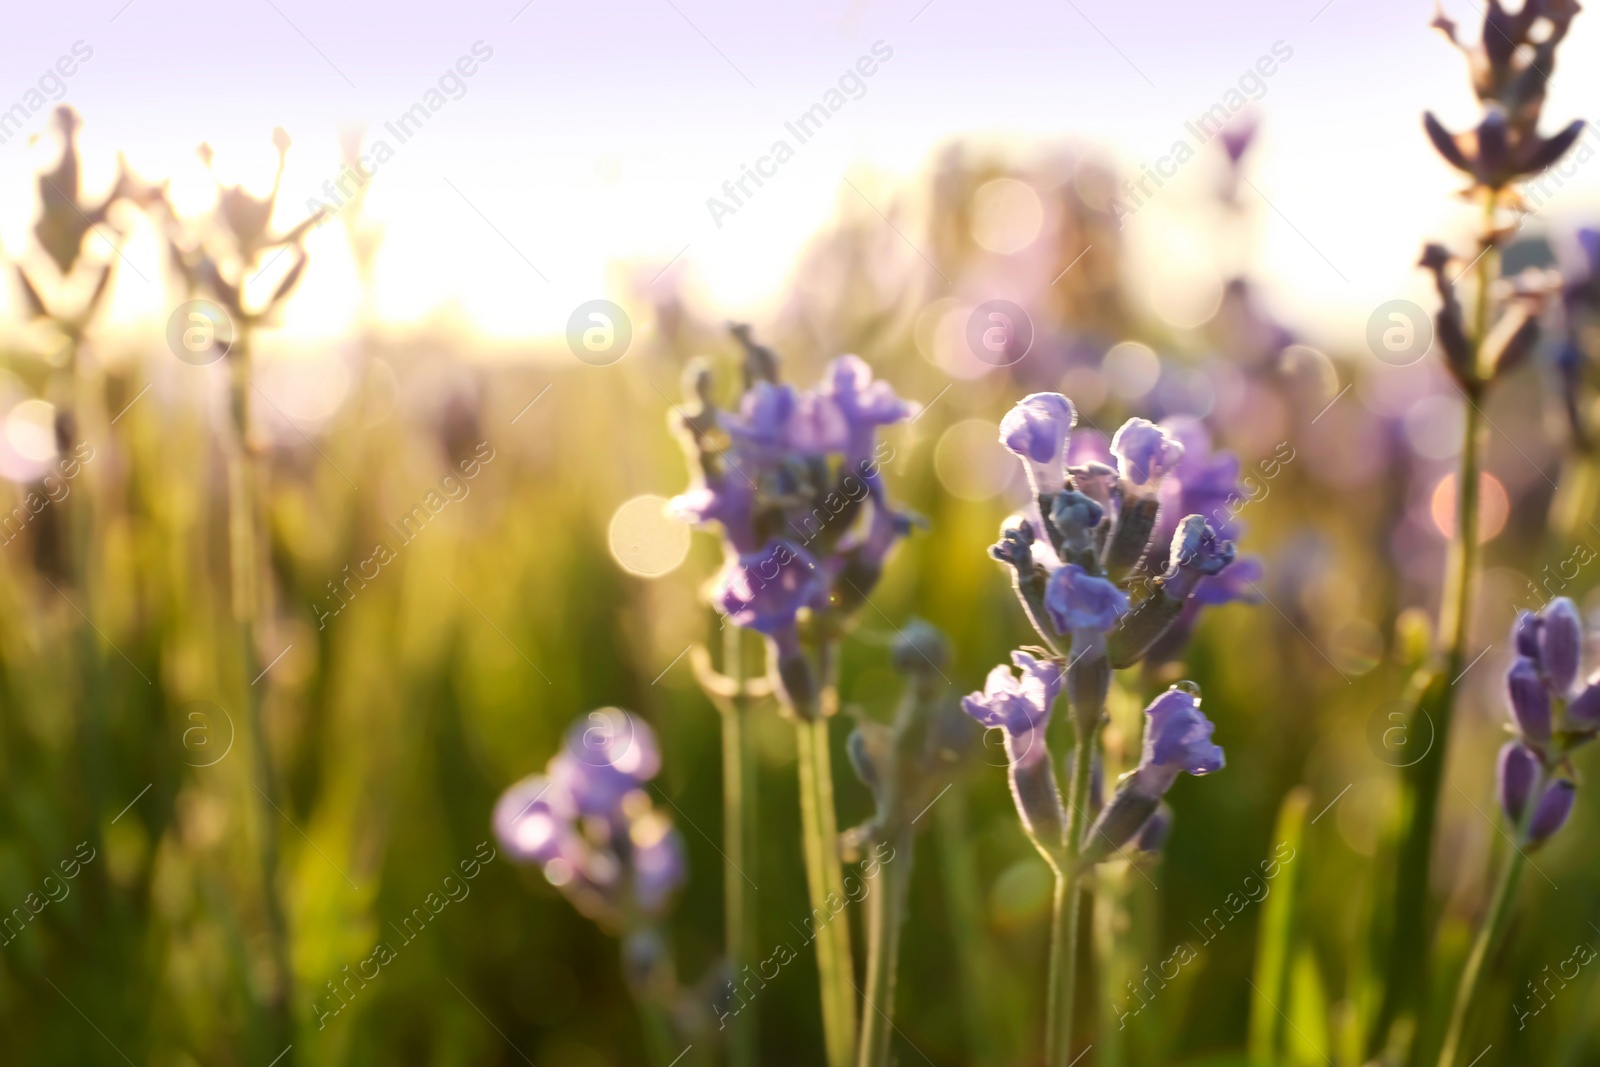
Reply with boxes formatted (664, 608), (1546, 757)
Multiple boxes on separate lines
(1129, 686), (1225, 797)
(999, 392), (1077, 497)
(1110, 418), (1184, 494)
(494, 774), (575, 865)
(1506, 657), (1552, 744)
(1538, 598), (1582, 695)
(1079, 686), (1223, 865)
(1529, 780), (1578, 842)
(628, 812), (689, 914)
(495, 709), (686, 926)
(960, 650), (1063, 766)
(667, 476), (758, 554)
(822, 354), (916, 469)
(1044, 563), (1128, 635)
(710, 539), (823, 636)
(962, 651), (1066, 849)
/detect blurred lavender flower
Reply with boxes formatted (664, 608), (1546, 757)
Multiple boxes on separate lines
(1493, 598), (1597, 845)
(495, 708), (686, 928)
(669, 326), (918, 718)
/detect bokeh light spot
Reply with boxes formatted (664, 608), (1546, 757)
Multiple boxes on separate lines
(1429, 471), (1509, 543)
(970, 178), (1043, 254)
(5, 399), (56, 463)
(1101, 341), (1161, 400)
(934, 418), (1013, 501)
(609, 494), (690, 577)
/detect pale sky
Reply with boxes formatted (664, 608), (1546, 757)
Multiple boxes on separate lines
(1, 0), (1598, 353)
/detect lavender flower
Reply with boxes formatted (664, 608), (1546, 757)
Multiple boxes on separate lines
(1492, 598), (1595, 847)
(1080, 685), (1224, 865)
(669, 327), (918, 718)
(1044, 564), (1128, 635)
(962, 652), (1066, 851)
(1110, 418), (1185, 495)
(999, 392), (1077, 498)
(495, 709), (686, 927)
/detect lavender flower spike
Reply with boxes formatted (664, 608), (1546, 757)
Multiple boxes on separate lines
(999, 392), (1077, 498)
(962, 651), (1067, 853)
(1110, 418), (1185, 496)
(1079, 685), (1223, 867)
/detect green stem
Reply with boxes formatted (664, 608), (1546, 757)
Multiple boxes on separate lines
(721, 625), (758, 1067)
(1434, 818), (1531, 1067)
(796, 638), (857, 1067)
(937, 786), (1015, 1065)
(1373, 194), (1495, 1060)
(225, 338), (294, 1059)
(856, 828), (912, 1067)
(1047, 731), (1098, 1067)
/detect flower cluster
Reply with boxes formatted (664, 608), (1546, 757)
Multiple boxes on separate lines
(1419, 3), (1583, 393)
(988, 393), (1246, 676)
(670, 326), (918, 716)
(1497, 598), (1598, 844)
(494, 708), (686, 928)
(965, 392), (1239, 864)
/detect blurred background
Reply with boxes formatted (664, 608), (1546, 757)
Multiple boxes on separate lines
(2, 0), (1600, 1064)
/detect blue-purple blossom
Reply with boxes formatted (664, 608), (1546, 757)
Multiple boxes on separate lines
(710, 539), (823, 636)
(962, 651), (1066, 848)
(1130, 687), (1225, 798)
(1110, 418), (1184, 493)
(495, 709), (686, 926)
(822, 354), (916, 468)
(1538, 598), (1582, 695)
(1044, 563), (1128, 634)
(961, 650), (1062, 767)
(1506, 656), (1552, 744)
(999, 392), (1076, 497)
(1530, 780), (1578, 842)
(667, 478), (758, 554)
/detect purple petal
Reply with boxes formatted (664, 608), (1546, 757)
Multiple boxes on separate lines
(1507, 656), (1552, 743)
(1497, 741), (1537, 825)
(1539, 598), (1582, 695)
(1044, 564), (1129, 634)
(1529, 779), (1576, 843)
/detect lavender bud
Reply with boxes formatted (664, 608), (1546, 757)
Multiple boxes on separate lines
(1049, 490), (1104, 562)
(1539, 598), (1582, 695)
(1513, 610), (1543, 659)
(999, 392), (1077, 498)
(1079, 786), (1160, 866)
(1135, 803), (1174, 853)
(1529, 779), (1577, 843)
(1567, 677), (1600, 732)
(1506, 656), (1552, 743)
(1497, 741), (1537, 825)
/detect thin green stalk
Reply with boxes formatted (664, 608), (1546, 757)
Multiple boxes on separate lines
(721, 624), (758, 1067)
(1434, 800), (1534, 1067)
(936, 785), (1017, 1065)
(1373, 194), (1495, 1059)
(796, 637), (857, 1067)
(226, 339), (294, 1058)
(1047, 730), (1097, 1067)
(857, 827), (912, 1067)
